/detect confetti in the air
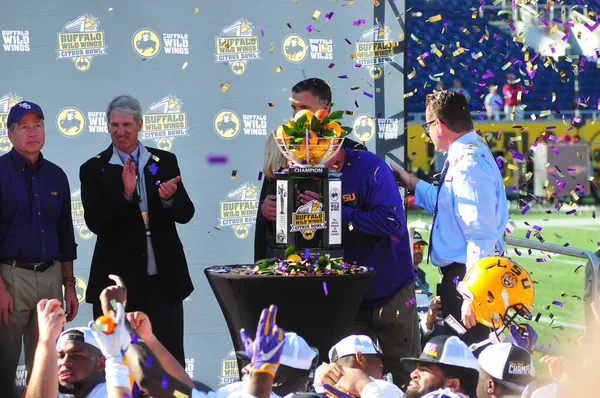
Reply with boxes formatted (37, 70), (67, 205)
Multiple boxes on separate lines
(231, 170), (237, 180)
(194, 7), (199, 15)
(207, 155), (228, 164)
(181, 61), (188, 70)
(323, 281), (329, 296)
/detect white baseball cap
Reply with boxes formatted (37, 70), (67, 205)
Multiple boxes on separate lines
(479, 343), (535, 392)
(328, 335), (381, 362)
(401, 335), (478, 371)
(57, 327), (101, 351)
(280, 332), (317, 371)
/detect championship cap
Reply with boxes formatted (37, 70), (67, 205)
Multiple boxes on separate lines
(413, 232), (428, 245)
(478, 343), (535, 392)
(57, 327), (101, 351)
(7, 101), (45, 130)
(401, 335), (478, 371)
(280, 332), (317, 370)
(328, 335), (382, 362)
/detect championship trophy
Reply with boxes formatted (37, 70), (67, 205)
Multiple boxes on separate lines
(272, 109), (352, 258)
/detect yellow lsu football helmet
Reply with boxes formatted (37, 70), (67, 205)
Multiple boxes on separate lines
(458, 256), (534, 330)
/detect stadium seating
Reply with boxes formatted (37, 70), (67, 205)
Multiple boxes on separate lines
(404, 1), (596, 115)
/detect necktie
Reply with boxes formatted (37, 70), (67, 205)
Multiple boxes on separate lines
(129, 154), (141, 201)
(427, 160), (450, 264)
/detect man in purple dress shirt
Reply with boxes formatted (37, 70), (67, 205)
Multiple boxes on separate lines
(0, 101), (78, 397)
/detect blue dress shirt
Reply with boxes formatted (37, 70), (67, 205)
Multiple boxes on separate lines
(0, 149), (77, 263)
(415, 131), (509, 270)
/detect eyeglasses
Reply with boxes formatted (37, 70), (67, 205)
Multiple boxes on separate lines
(413, 243), (425, 250)
(421, 120), (437, 136)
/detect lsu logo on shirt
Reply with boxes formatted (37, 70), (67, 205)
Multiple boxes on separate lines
(342, 193), (356, 203)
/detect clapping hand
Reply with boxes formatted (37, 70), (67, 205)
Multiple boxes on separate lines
(240, 304), (285, 377)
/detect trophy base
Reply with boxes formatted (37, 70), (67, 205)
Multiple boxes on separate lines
(273, 247), (344, 260)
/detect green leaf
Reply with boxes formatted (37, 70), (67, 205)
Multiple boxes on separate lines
(282, 125), (295, 135)
(292, 137), (304, 144)
(342, 126), (353, 133)
(321, 130), (336, 138)
(285, 245), (296, 258)
(328, 110), (344, 121)
(310, 115), (320, 132)
(320, 116), (330, 125)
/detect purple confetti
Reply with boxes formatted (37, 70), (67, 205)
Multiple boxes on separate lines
(353, 19), (367, 26)
(161, 376), (168, 388)
(258, 171), (263, 181)
(521, 205), (530, 215)
(306, 24), (313, 33)
(453, 276), (460, 285)
(552, 18), (563, 24)
(526, 230), (532, 239)
(405, 297), (417, 307)
(145, 356), (153, 368)
(363, 91), (374, 98)
(149, 163), (159, 175)
(533, 225), (542, 231)
(552, 300), (564, 307)
(304, 248), (310, 259)
(260, 27), (264, 37)
(325, 12), (334, 21)
(550, 145), (559, 154)
(344, 38), (352, 45)
(566, 209), (577, 215)
(338, 74), (349, 79)
(130, 334), (139, 345)
(536, 258), (547, 262)
(323, 281), (328, 296)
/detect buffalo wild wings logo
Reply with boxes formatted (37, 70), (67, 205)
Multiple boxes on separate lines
(141, 95), (189, 151)
(132, 29), (161, 58)
(290, 200), (326, 240)
(2, 30), (30, 52)
(377, 118), (399, 140)
(218, 349), (240, 386)
(0, 93), (21, 152)
(219, 183), (260, 239)
(310, 38), (333, 60)
(282, 34), (308, 63)
(214, 19), (260, 75)
(87, 111), (108, 134)
(56, 14), (107, 71)
(71, 189), (94, 240)
(56, 107), (86, 137)
(352, 114), (376, 143)
(354, 23), (397, 79)
(214, 110), (241, 139)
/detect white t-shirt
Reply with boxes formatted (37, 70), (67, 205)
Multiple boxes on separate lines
(191, 381), (280, 398)
(58, 382), (107, 398)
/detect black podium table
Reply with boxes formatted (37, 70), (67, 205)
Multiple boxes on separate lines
(205, 265), (375, 375)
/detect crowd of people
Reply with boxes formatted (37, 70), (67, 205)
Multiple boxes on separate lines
(0, 78), (593, 398)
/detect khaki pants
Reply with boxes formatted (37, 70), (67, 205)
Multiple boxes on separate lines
(352, 283), (422, 389)
(0, 261), (63, 397)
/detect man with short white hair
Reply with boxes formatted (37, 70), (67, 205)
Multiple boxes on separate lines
(476, 343), (535, 397)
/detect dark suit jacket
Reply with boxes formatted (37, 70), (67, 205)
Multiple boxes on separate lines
(80, 144), (195, 309)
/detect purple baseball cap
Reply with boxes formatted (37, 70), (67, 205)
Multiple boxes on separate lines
(7, 101), (45, 130)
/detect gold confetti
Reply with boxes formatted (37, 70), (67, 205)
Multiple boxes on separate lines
(510, 136), (522, 142)
(372, 0), (380, 5)
(452, 47), (465, 57)
(181, 61), (188, 70)
(408, 67), (417, 79)
(571, 190), (580, 201)
(231, 170), (237, 180)
(543, 180), (549, 190)
(429, 14), (442, 22)
(501, 62), (512, 70)
(450, 68), (455, 75)
(550, 24), (558, 34)
(219, 82), (230, 93)
(173, 391), (190, 398)
(530, 114), (537, 121)
(526, 172), (533, 181)
(345, 110), (355, 116)
(270, 42), (275, 53)
(507, 164), (518, 171)
(473, 51), (483, 60)
(460, 26), (471, 35)
(312, 10), (321, 20)
(404, 89), (417, 98)
(540, 110), (552, 117)
(471, 10), (478, 19)
(268, 103), (275, 107)
(429, 74), (440, 81)
(220, 40), (230, 49)
(410, 33), (422, 44)
(108, 7), (114, 12)
(273, 66), (282, 72)
(194, 7), (199, 15)
(517, 91), (523, 101)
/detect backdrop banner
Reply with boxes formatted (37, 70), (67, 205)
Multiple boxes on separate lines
(0, 0), (406, 388)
